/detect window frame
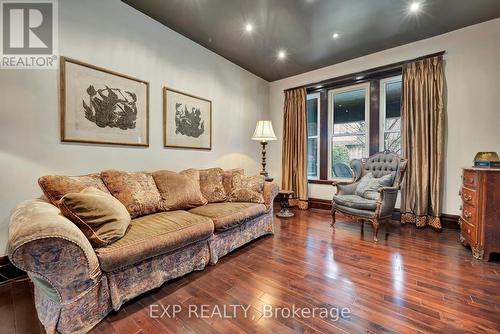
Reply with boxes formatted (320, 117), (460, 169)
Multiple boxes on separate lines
(379, 75), (402, 153)
(302, 64), (403, 184)
(306, 93), (321, 180)
(327, 82), (370, 180)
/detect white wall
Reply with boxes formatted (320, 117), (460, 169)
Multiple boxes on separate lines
(268, 18), (500, 216)
(0, 0), (269, 255)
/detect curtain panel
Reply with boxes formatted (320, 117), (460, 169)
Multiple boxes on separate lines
(401, 55), (445, 229)
(282, 88), (308, 209)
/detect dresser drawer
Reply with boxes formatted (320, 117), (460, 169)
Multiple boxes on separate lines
(461, 203), (477, 225)
(462, 170), (478, 189)
(460, 219), (477, 245)
(460, 187), (477, 207)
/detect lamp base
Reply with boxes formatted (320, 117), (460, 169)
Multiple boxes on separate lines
(260, 170), (273, 182)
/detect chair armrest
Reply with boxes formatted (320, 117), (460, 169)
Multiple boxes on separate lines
(333, 180), (359, 195)
(8, 199), (101, 303)
(377, 187), (399, 217)
(263, 182), (279, 210)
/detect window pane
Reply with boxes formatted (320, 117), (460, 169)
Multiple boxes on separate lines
(385, 117), (401, 132)
(307, 98), (318, 136)
(333, 88), (366, 126)
(307, 138), (318, 178)
(331, 135), (366, 178)
(385, 81), (401, 120)
(384, 132), (401, 155)
(334, 121), (366, 135)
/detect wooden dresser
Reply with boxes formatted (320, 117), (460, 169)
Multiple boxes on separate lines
(459, 167), (500, 260)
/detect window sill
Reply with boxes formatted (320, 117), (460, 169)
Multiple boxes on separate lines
(308, 179), (333, 185)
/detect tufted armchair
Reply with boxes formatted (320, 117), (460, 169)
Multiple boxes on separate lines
(331, 151), (407, 241)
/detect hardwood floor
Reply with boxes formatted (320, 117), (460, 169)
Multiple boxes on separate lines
(2, 208), (500, 334)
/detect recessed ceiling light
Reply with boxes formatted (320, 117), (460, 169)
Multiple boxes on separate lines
(409, 2), (421, 13)
(332, 32), (339, 39)
(277, 50), (286, 60)
(245, 23), (253, 33)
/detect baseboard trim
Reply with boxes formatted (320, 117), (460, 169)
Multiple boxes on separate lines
(441, 214), (460, 230)
(308, 198), (331, 210)
(308, 197), (460, 230)
(0, 256), (9, 266)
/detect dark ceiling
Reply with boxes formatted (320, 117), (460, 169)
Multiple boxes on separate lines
(122, 0), (500, 81)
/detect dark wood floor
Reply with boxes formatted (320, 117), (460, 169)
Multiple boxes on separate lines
(2, 208), (500, 334)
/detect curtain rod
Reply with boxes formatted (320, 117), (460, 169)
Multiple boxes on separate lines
(284, 51), (445, 92)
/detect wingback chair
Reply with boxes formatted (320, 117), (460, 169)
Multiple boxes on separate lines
(331, 151), (407, 241)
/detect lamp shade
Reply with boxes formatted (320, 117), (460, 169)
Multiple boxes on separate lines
(251, 120), (277, 141)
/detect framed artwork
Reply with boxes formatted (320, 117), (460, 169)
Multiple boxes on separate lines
(60, 57), (149, 146)
(163, 87), (212, 150)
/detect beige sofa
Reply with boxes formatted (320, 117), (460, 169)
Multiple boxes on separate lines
(8, 168), (279, 334)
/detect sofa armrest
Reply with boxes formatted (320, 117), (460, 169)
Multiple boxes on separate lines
(333, 180), (359, 195)
(263, 182), (279, 210)
(8, 199), (101, 303)
(377, 187), (399, 217)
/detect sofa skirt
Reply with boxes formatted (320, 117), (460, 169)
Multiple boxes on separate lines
(106, 239), (210, 310)
(208, 210), (274, 265)
(34, 274), (112, 334)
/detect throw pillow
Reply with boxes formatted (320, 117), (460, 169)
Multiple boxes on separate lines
(199, 168), (227, 203)
(228, 175), (265, 204)
(38, 173), (110, 207)
(355, 172), (395, 200)
(222, 168), (244, 195)
(152, 169), (208, 210)
(101, 170), (164, 218)
(59, 187), (131, 247)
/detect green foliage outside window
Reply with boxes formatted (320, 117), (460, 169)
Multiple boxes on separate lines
(332, 145), (350, 165)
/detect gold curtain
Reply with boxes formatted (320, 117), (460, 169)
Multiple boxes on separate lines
(282, 88), (308, 210)
(401, 55), (445, 229)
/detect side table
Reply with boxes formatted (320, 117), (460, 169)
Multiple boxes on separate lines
(276, 190), (294, 218)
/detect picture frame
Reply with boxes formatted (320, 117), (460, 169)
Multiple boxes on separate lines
(60, 57), (149, 146)
(163, 87), (212, 150)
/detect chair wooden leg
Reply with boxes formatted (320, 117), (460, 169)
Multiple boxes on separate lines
(331, 209), (336, 227)
(372, 219), (379, 242)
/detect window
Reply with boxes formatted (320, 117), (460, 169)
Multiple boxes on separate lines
(380, 76), (402, 154)
(307, 93), (320, 179)
(304, 65), (403, 183)
(328, 83), (370, 179)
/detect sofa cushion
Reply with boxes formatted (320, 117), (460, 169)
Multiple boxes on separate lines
(101, 170), (163, 218)
(38, 173), (110, 206)
(355, 172), (394, 200)
(152, 169), (207, 210)
(227, 175), (265, 204)
(95, 211), (213, 272)
(199, 168), (226, 203)
(59, 187), (131, 247)
(189, 202), (267, 231)
(222, 168), (244, 195)
(332, 194), (378, 211)
(332, 202), (376, 219)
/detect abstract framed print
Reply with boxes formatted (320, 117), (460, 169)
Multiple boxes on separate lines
(163, 87), (212, 150)
(60, 57), (149, 146)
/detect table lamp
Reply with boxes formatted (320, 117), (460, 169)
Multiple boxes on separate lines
(251, 120), (277, 181)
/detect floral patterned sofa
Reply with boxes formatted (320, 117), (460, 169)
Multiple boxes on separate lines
(8, 168), (279, 334)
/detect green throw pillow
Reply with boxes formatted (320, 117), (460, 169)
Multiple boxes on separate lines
(59, 187), (131, 247)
